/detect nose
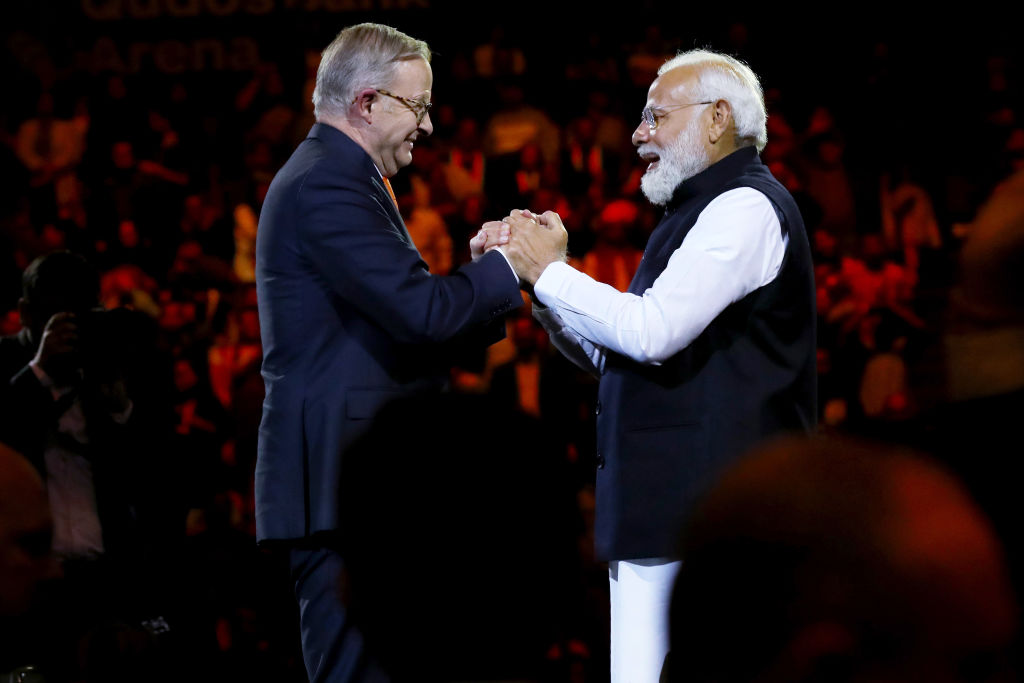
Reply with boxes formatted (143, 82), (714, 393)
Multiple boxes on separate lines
(632, 120), (649, 147)
(419, 111), (434, 137)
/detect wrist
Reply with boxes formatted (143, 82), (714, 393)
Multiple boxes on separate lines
(526, 257), (559, 287)
(28, 359), (55, 388)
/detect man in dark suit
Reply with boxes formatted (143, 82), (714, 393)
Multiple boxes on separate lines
(253, 23), (521, 682)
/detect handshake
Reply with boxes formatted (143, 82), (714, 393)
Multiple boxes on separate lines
(468, 209), (569, 287)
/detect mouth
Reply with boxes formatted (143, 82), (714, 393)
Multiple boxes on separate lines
(639, 149), (660, 172)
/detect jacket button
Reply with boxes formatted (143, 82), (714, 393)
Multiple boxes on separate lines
(595, 452), (605, 469)
(595, 400), (602, 415)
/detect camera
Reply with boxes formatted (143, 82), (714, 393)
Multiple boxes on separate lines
(75, 307), (133, 382)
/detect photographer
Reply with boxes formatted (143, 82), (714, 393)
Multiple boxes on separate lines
(0, 251), (176, 680)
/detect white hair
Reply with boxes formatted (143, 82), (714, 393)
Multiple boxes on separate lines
(312, 23), (431, 121)
(659, 49), (767, 152)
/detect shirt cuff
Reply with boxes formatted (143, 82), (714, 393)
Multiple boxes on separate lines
(532, 260), (578, 309)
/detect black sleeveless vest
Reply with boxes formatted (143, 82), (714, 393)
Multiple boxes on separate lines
(595, 146), (816, 561)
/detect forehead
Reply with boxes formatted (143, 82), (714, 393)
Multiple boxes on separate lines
(389, 57), (433, 95)
(648, 65), (699, 104)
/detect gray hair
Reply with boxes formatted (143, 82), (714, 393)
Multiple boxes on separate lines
(659, 49), (767, 152)
(312, 23), (431, 120)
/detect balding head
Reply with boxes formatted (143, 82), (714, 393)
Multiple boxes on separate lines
(666, 436), (1017, 682)
(0, 443), (58, 617)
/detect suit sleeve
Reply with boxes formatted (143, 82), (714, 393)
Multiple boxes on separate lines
(298, 172), (521, 344)
(1, 364), (59, 472)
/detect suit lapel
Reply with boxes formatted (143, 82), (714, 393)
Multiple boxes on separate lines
(372, 176), (413, 246)
(306, 123), (415, 247)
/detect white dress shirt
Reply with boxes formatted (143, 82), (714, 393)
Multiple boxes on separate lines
(532, 187), (788, 373)
(30, 361), (133, 560)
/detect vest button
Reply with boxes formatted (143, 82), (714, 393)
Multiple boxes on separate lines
(595, 452), (605, 469)
(595, 400), (602, 415)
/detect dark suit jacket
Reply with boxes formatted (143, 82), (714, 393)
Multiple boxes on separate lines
(254, 123), (521, 543)
(0, 330), (55, 465)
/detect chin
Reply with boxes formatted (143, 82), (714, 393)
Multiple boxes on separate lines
(395, 151), (414, 170)
(641, 168), (676, 206)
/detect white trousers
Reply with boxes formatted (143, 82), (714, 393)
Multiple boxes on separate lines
(609, 558), (682, 683)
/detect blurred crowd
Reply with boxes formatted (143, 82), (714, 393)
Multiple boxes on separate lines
(2, 15), (1023, 682)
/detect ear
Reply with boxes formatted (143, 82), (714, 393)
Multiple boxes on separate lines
(352, 88), (378, 124)
(708, 99), (734, 145)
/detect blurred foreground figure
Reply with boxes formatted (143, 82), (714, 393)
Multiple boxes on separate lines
(933, 166), (1024, 605)
(0, 442), (59, 677)
(0, 444), (58, 679)
(338, 392), (585, 682)
(0, 442), (58, 619)
(666, 436), (1018, 683)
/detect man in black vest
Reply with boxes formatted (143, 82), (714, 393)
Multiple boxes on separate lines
(494, 49), (816, 681)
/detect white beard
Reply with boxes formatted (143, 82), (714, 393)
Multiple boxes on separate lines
(639, 118), (710, 206)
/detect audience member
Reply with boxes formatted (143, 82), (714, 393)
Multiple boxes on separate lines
(13, 92), (89, 227)
(441, 117), (487, 203)
(0, 251), (180, 681)
(580, 199), (643, 292)
(916, 165), (1024, 625)
(665, 435), (1018, 683)
(798, 127), (858, 248)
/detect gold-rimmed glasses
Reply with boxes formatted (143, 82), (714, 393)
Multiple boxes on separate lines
(375, 88), (432, 125)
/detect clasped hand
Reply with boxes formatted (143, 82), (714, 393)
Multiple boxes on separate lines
(469, 209), (568, 286)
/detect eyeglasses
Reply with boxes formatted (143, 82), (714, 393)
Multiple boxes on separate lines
(375, 88), (432, 125)
(640, 101), (713, 131)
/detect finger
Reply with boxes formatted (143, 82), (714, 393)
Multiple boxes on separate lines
(481, 224), (508, 236)
(540, 210), (565, 230)
(46, 311), (75, 329)
(481, 220), (506, 231)
(504, 213), (533, 227)
(483, 229), (509, 246)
